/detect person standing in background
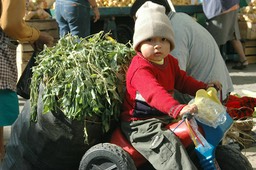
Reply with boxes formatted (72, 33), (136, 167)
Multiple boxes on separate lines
(202, 0), (248, 70)
(131, 0), (234, 104)
(0, 0), (54, 160)
(55, 0), (100, 38)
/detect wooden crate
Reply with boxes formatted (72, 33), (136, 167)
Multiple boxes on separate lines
(26, 19), (59, 41)
(242, 40), (256, 64)
(17, 19), (59, 79)
(239, 21), (256, 40)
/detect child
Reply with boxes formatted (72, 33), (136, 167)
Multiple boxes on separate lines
(120, 2), (222, 170)
(130, 0), (234, 104)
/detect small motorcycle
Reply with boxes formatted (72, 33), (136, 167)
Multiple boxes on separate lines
(78, 88), (253, 170)
(78, 111), (253, 170)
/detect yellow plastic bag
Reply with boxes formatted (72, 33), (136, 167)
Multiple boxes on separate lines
(189, 87), (226, 128)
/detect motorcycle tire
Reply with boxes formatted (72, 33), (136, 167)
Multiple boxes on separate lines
(79, 143), (136, 170)
(216, 145), (253, 170)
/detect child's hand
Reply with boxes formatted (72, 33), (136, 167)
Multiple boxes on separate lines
(179, 104), (198, 118)
(207, 81), (222, 91)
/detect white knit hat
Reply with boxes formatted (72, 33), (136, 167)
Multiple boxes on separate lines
(133, 1), (175, 52)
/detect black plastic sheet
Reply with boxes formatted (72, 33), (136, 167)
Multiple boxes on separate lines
(1, 85), (104, 170)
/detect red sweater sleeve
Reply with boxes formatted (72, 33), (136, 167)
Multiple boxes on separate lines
(171, 58), (207, 96)
(130, 65), (184, 118)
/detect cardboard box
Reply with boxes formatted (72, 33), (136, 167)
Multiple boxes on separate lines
(239, 21), (256, 40)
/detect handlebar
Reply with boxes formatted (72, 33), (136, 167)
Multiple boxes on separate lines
(182, 112), (193, 121)
(173, 113), (193, 132)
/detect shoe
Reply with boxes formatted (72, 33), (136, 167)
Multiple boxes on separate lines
(232, 60), (248, 70)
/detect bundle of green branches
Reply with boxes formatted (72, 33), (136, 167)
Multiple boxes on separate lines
(30, 31), (135, 141)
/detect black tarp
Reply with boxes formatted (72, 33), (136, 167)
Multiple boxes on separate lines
(1, 85), (105, 170)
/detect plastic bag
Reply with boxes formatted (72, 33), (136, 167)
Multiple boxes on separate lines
(189, 87), (226, 128)
(186, 117), (211, 150)
(1, 84), (103, 170)
(186, 117), (218, 169)
(16, 51), (37, 99)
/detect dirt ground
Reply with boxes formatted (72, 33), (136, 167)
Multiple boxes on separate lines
(226, 61), (256, 169)
(241, 126), (256, 170)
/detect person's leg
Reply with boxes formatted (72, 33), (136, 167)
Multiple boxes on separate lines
(173, 90), (193, 104)
(67, 3), (90, 38)
(55, 1), (70, 37)
(0, 127), (4, 160)
(121, 117), (197, 170)
(231, 39), (248, 63)
(231, 39), (248, 69)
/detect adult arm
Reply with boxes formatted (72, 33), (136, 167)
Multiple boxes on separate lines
(0, 0), (53, 48)
(88, 0), (100, 22)
(0, 0), (39, 42)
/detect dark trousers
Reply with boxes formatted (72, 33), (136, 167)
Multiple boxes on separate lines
(121, 116), (197, 170)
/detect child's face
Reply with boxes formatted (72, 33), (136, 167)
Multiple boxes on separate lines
(139, 37), (171, 63)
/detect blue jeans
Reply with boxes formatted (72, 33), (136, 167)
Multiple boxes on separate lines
(55, 0), (91, 38)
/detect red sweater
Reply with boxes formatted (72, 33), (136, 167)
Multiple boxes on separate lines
(121, 53), (207, 121)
